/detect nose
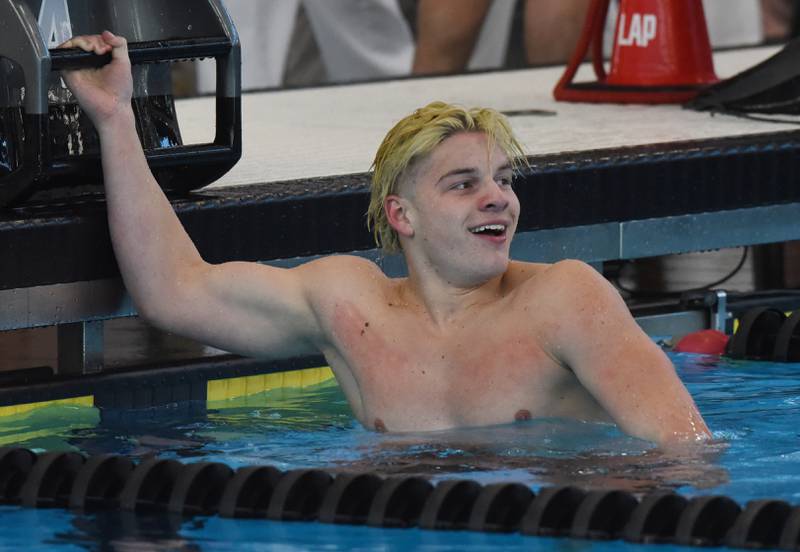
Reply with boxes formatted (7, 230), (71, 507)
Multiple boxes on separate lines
(479, 179), (510, 212)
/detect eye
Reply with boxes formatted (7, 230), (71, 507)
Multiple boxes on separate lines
(451, 181), (473, 191)
(497, 175), (513, 187)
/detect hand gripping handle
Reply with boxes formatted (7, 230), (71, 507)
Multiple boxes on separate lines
(49, 37), (233, 71)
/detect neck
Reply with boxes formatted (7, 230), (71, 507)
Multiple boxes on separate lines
(400, 258), (509, 327)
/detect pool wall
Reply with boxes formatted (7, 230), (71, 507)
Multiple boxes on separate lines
(0, 354), (328, 417)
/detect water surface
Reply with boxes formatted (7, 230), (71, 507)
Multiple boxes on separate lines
(2, 352), (798, 550)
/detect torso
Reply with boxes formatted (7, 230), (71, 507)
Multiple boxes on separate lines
(313, 258), (611, 432)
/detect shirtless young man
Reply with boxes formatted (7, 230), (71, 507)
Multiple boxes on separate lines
(62, 32), (710, 446)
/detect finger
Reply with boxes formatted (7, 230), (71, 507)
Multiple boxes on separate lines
(58, 35), (111, 55)
(101, 31), (129, 62)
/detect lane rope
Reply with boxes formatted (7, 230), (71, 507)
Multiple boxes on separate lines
(0, 447), (797, 549)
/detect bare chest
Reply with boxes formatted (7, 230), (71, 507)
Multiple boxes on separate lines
(324, 301), (586, 431)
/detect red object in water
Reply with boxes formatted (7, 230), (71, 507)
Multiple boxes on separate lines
(553, 0), (718, 103)
(674, 329), (730, 355)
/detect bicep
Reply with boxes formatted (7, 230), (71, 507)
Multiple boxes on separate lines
(149, 260), (323, 359)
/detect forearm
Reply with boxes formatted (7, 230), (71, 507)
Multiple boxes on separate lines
(582, 340), (711, 446)
(97, 107), (205, 324)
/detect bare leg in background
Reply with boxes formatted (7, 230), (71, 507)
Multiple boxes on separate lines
(412, 0), (492, 74)
(523, 0), (588, 65)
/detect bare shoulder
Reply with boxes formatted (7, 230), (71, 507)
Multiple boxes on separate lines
(540, 259), (612, 294)
(298, 254), (384, 276)
(516, 259), (626, 322)
(295, 254), (390, 293)
(514, 259), (610, 296)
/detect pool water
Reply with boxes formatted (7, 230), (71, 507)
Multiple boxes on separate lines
(2, 352), (799, 550)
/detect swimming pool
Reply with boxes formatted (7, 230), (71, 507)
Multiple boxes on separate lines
(1, 351), (799, 550)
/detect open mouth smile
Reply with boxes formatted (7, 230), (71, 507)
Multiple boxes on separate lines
(469, 224), (507, 237)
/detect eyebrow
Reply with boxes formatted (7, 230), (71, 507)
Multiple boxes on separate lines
(436, 163), (513, 185)
(436, 167), (479, 185)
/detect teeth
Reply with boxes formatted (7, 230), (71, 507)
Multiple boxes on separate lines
(470, 224), (506, 234)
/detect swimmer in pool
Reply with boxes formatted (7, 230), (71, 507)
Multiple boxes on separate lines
(61, 32), (710, 446)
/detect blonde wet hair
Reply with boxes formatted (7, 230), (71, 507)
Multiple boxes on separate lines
(367, 101), (527, 253)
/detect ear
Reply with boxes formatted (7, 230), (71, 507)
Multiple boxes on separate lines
(384, 194), (414, 239)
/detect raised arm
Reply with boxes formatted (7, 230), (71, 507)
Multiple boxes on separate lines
(60, 32), (324, 359)
(543, 260), (711, 446)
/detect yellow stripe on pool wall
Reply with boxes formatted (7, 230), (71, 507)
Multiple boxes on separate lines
(0, 396), (94, 418)
(207, 366), (335, 402)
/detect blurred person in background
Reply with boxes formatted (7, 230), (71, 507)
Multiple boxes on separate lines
(413, 0), (586, 74)
(196, 0), (415, 92)
(194, 0), (527, 92)
(760, 0), (799, 39)
(196, 0), (775, 92)
(412, 0), (765, 76)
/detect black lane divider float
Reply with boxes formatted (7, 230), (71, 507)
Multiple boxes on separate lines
(2, 447), (800, 550)
(727, 307), (800, 362)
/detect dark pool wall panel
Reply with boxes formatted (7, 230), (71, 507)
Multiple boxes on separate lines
(0, 354), (326, 411)
(0, 203), (116, 290)
(181, 179), (373, 265)
(515, 133), (800, 231)
(2, 130), (800, 291)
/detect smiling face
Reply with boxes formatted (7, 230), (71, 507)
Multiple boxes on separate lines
(386, 131), (521, 287)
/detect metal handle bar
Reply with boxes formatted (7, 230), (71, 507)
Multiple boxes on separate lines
(49, 37), (232, 71)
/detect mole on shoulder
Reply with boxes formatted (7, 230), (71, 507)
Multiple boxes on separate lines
(374, 418), (387, 432)
(515, 409), (532, 422)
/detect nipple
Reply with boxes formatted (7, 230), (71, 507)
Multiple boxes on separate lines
(374, 418), (388, 432)
(515, 409), (532, 422)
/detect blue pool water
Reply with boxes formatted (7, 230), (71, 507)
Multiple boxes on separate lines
(1, 351), (799, 550)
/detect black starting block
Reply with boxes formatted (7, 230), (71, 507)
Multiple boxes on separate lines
(0, 0), (241, 206)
